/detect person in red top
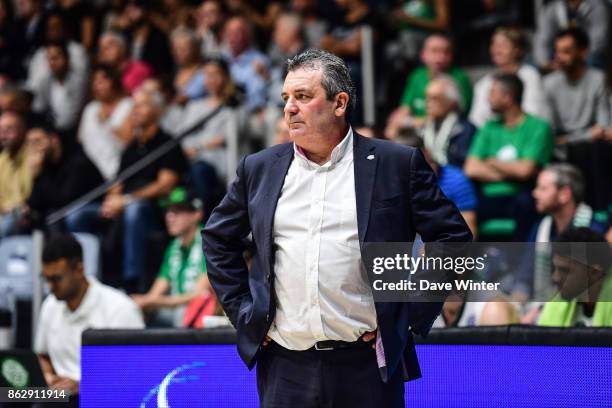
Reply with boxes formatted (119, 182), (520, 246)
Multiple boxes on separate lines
(97, 30), (152, 95)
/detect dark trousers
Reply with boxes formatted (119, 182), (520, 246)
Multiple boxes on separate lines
(256, 341), (405, 408)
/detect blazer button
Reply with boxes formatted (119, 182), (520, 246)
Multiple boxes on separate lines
(266, 273), (271, 281)
(266, 314), (270, 322)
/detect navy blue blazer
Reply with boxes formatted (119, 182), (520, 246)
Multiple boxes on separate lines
(202, 133), (472, 382)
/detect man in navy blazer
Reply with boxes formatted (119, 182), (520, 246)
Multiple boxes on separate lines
(202, 49), (472, 407)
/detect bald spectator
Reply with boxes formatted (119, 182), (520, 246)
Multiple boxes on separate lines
(386, 33), (472, 138)
(0, 111), (31, 237)
(194, 0), (226, 58)
(70, 88), (186, 293)
(534, 0), (609, 70)
(222, 15), (269, 113)
(97, 30), (153, 95)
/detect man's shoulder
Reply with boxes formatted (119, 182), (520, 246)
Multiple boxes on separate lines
(543, 71), (565, 89)
(95, 280), (137, 308)
(242, 143), (293, 169)
(523, 114), (551, 132)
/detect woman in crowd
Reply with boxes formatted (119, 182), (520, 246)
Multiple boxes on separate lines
(469, 27), (548, 128)
(77, 65), (133, 181)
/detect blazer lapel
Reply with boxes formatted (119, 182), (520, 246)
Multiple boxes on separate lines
(262, 144), (294, 269)
(353, 134), (377, 243)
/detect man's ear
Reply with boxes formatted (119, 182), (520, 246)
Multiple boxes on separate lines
(334, 92), (349, 117)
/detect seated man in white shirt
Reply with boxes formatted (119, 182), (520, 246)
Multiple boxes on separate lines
(35, 233), (145, 400)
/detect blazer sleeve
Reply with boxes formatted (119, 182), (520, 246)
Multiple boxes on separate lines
(201, 156), (252, 327)
(406, 148), (473, 336)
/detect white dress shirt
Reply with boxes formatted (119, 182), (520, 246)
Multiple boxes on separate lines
(267, 128), (377, 350)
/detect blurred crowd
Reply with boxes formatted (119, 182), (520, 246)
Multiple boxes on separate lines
(0, 0), (611, 394)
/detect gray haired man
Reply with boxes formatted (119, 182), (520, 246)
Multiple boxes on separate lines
(202, 48), (471, 407)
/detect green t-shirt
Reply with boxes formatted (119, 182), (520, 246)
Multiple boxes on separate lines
(400, 66), (473, 117)
(159, 231), (206, 295)
(468, 114), (553, 197)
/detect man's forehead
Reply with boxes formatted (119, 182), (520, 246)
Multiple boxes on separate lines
(283, 68), (322, 91)
(43, 259), (68, 273)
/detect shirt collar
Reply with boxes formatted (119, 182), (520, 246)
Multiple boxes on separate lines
(63, 276), (98, 318)
(293, 126), (353, 167)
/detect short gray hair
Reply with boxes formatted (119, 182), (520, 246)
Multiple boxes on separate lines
(430, 74), (464, 112)
(287, 48), (356, 114)
(544, 163), (585, 203)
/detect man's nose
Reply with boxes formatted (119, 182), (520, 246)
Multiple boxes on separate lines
(284, 97), (298, 114)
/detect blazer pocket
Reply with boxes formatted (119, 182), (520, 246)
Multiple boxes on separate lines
(372, 195), (403, 209)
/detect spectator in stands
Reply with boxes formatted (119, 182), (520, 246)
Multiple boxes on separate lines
(170, 58), (238, 210)
(432, 294), (519, 327)
(97, 30), (152, 95)
(518, 164), (609, 301)
(149, 0), (191, 35)
(121, 0), (174, 77)
(464, 73), (553, 241)
(27, 9), (88, 97)
(194, 0), (225, 58)
(385, 33), (472, 139)
(30, 41), (87, 134)
(534, 0), (610, 70)
(35, 234), (144, 398)
(0, 85), (46, 129)
(131, 187), (212, 327)
(320, 0), (383, 125)
(391, 0), (450, 62)
(222, 15), (269, 113)
(267, 13), (306, 108)
(224, 0), (284, 37)
(25, 126), (103, 232)
(419, 75), (475, 167)
(77, 65), (132, 181)
(538, 227), (612, 326)
(416, 76), (478, 236)
(0, 0), (26, 80)
(14, 0), (45, 60)
(0, 111), (31, 237)
(98, 88), (185, 293)
(289, 0), (327, 49)
(532, 164), (608, 241)
(544, 28), (611, 211)
(54, 0), (96, 51)
(171, 28), (206, 104)
(470, 27), (548, 128)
